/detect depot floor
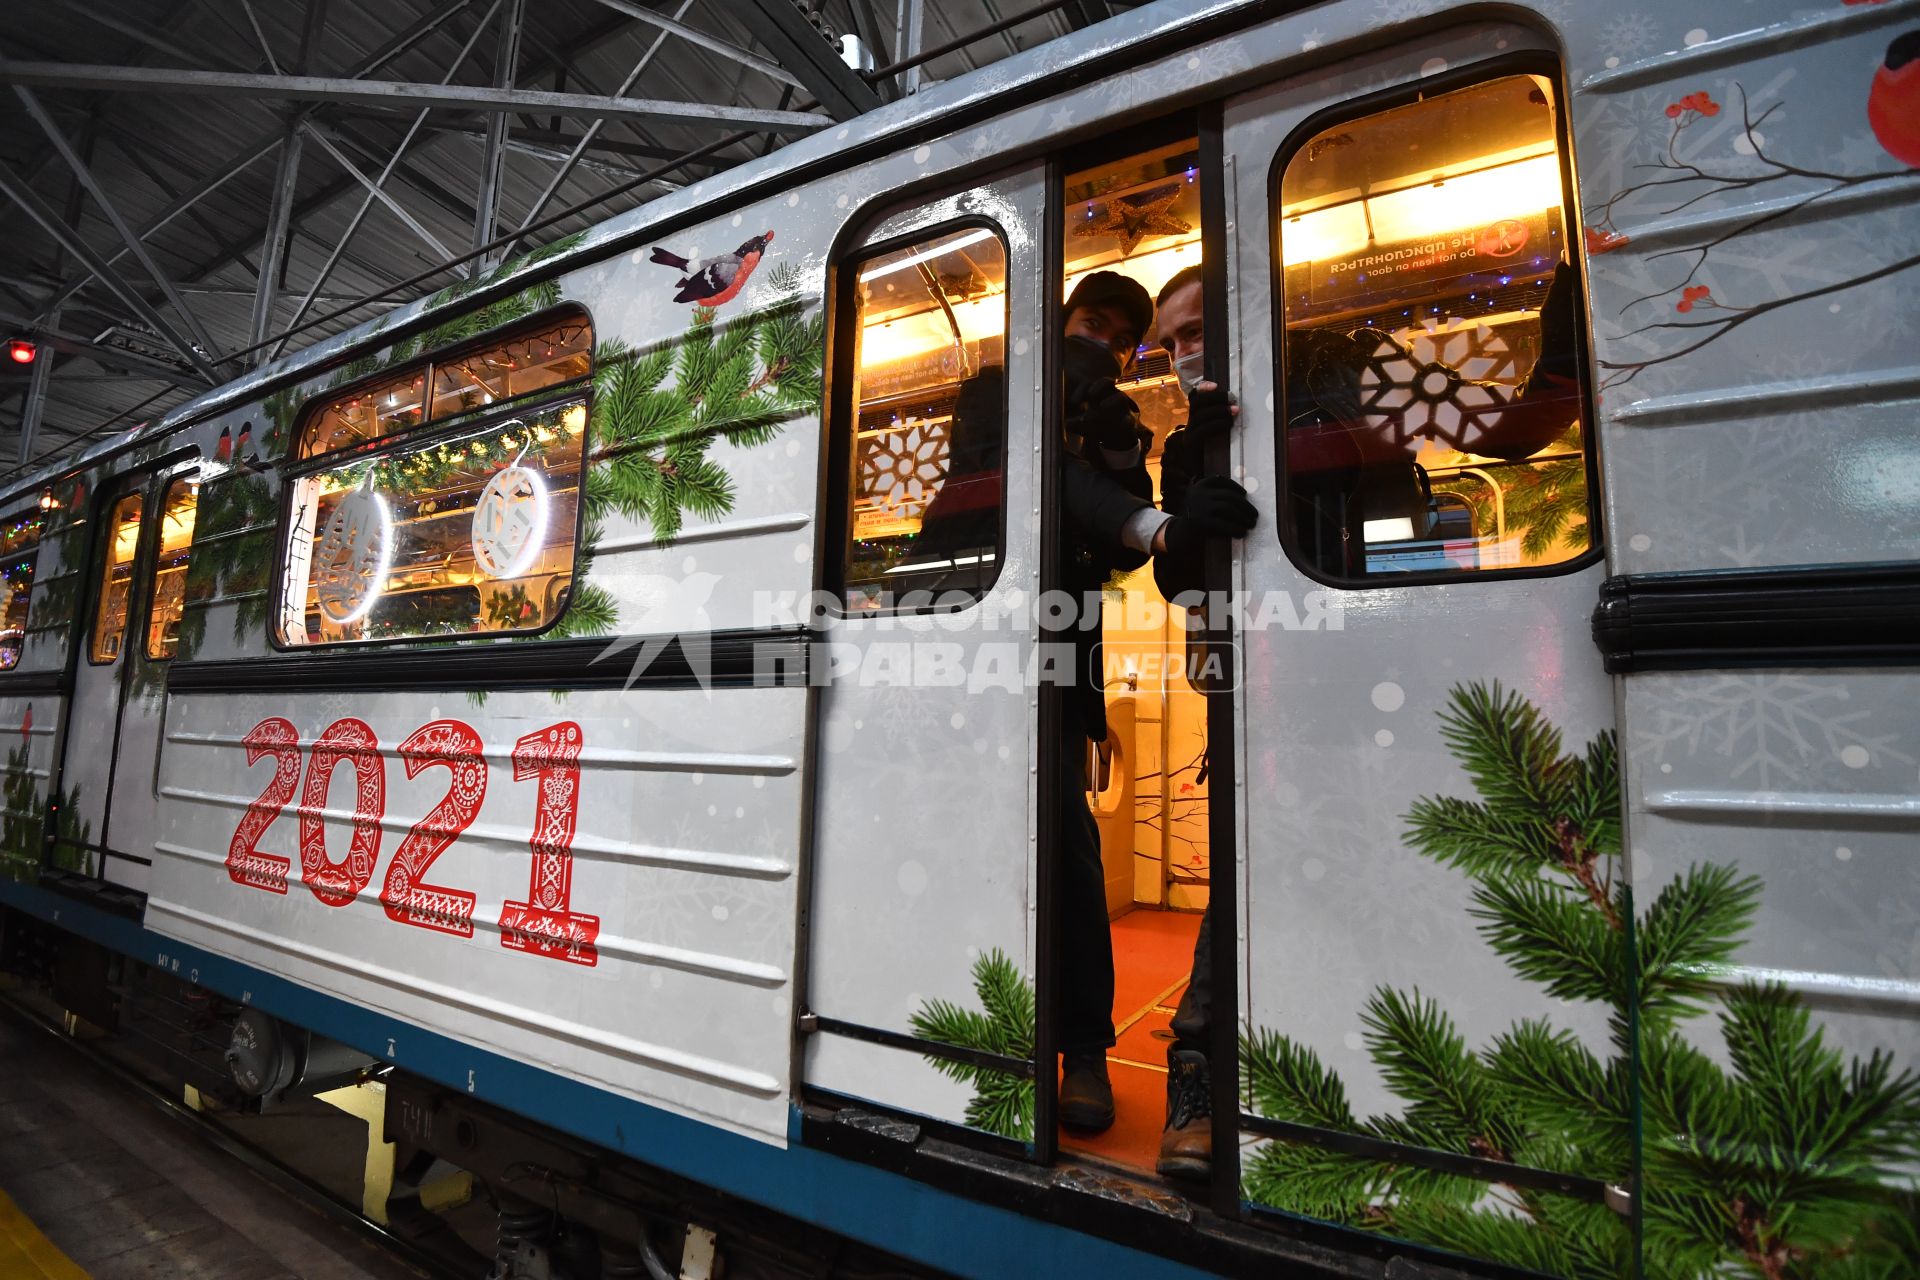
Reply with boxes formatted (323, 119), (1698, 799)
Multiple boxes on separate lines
(0, 1008), (425, 1280)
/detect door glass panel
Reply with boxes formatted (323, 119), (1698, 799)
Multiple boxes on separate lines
(146, 476), (199, 660)
(0, 507), (44, 670)
(838, 225), (1009, 611)
(1277, 74), (1594, 581)
(90, 492), (143, 664)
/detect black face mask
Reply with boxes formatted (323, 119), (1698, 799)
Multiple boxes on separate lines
(1062, 333), (1122, 393)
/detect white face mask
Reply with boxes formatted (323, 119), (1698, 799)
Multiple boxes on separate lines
(1174, 350), (1207, 396)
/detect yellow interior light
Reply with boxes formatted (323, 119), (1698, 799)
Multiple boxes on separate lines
(859, 294), (1007, 370)
(1280, 153), (1562, 266)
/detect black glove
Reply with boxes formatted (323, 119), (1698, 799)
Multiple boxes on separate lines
(1181, 475), (1258, 538)
(1078, 382), (1144, 454)
(1184, 384), (1236, 448)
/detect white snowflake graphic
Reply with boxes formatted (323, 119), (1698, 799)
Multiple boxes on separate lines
(1629, 674), (1913, 788)
(1600, 11), (1660, 57)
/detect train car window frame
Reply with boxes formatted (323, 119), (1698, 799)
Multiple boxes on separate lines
(827, 214), (1013, 617)
(1268, 56), (1603, 590)
(88, 487), (146, 666)
(143, 469), (200, 662)
(0, 500), (47, 673)
(272, 305), (594, 651)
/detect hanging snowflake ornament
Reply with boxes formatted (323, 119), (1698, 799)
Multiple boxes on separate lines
(1352, 316), (1521, 453)
(860, 419), (950, 518)
(471, 463), (550, 578)
(313, 487), (393, 624)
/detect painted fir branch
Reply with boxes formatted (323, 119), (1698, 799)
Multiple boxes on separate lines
(583, 263), (823, 544)
(1241, 681), (1920, 1279)
(910, 948), (1036, 1142)
(175, 472), (279, 661)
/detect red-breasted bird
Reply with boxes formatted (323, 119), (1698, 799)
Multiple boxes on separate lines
(649, 232), (774, 305)
(1869, 30), (1920, 169)
(214, 425), (232, 463)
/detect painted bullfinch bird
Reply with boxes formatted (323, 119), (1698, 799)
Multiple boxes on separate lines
(1870, 30), (1920, 169)
(649, 232), (775, 305)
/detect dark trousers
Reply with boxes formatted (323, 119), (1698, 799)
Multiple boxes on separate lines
(1171, 906), (1212, 1055)
(1057, 731), (1116, 1058)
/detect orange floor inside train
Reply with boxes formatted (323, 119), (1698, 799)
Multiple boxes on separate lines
(1060, 908), (1201, 1172)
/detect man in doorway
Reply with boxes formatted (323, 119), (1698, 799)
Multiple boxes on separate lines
(1147, 262), (1258, 1178)
(1050, 270), (1253, 1133)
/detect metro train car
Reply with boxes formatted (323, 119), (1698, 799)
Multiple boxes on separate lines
(2, 1), (1917, 1277)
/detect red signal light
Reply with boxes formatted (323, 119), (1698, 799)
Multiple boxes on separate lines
(7, 339), (34, 365)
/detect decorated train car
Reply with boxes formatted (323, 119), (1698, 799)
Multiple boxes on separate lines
(2, 1), (1917, 1277)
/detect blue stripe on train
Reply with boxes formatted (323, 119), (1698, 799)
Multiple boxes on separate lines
(0, 879), (1214, 1280)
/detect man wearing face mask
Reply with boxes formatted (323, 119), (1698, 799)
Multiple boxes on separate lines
(1144, 263), (1259, 1181)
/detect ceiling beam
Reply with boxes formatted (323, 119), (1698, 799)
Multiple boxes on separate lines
(0, 309), (202, 386)
(0, 163), (219, 384)
(471, 0), (526, 273)
(27, 0), (486, 323)
(301, 124), (455, 261)
(500, 0), (694, 260)
(8, 80), (227, 363)
(582, 0), (803, 90)
(715, 0), (883, 120)
(15, 307), (57, 464)
(0, 60), (834, 132)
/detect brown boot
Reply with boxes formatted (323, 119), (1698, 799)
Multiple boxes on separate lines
(1059, 1054), (1115, 1132)
(1157, 1048), (1211, 1180)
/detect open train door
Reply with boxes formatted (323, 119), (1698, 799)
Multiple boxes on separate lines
(801, 165), (1049, 1146)
(1214, 24), (1636, 1268)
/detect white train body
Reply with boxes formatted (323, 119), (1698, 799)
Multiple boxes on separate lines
(3, 2), (1916, 1277)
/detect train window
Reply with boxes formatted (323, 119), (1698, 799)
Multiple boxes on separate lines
(0, 506), (45, 671)
(837, 224), (1009, 612)
(1275, 73), (1595, 582)
(145, 474), (199, 660)
(90, 491), (144, 664)
(430, 316), (591, 420)
(300, 368), (429, 461)
(280, 400), (587, 643)
(280, 314), (592, 648)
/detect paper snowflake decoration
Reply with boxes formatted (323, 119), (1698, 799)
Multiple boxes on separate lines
(1353, 316), (1522, 452)
(313, 488), (392, 625)
(471, 464), (550, 579)
(861, 420), (950, 517)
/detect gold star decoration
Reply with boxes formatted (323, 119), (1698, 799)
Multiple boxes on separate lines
(1071, 184), (1192, 256)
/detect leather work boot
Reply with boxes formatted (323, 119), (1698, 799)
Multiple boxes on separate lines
(1157, 1047), (1211, 1180)
(1059, 1054), (1116, 1132)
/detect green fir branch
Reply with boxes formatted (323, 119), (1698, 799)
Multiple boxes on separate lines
(908, 948), (1034, 1142)
(1636, 863), (1763, 1027)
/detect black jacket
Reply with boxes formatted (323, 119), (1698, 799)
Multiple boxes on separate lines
(1059, 439), (1153, 742)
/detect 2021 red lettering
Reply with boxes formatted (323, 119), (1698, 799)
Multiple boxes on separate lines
(298, 717), (386, 908)
(382, 720), (485, 936)
(226, 717), (299, 894)
(223, 715), (594, 966)
(498, 721), (599, 967)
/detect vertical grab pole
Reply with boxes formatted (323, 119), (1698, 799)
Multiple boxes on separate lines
(1196, 102), (1243, 1220)
(1031, 157), (1065, 1164)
